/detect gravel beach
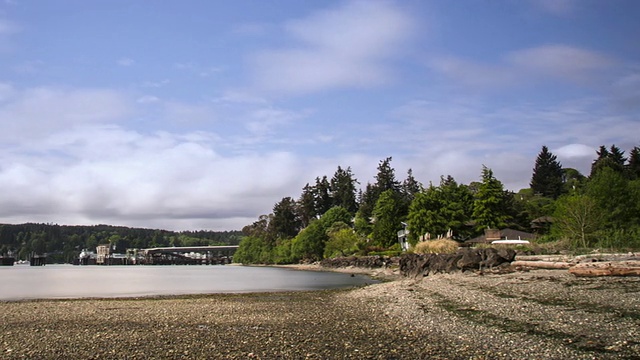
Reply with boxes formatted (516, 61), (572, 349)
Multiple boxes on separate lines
(1, 267), (639, 359)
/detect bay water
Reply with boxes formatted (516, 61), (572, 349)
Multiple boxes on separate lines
(0, 264), (377, 301)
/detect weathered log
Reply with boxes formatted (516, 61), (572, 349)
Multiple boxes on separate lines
(572, 253), (640, 263)
(569, 261), (640, 277)
(514, 255), (571, 262)
(510, 260), (572, 269)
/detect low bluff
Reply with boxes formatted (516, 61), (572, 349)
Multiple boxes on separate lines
(320, 248), (517, 278)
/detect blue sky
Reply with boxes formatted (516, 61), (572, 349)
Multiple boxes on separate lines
(0, 0), (638, 231)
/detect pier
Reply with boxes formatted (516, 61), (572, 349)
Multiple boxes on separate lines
(30, 255), (47, 266)
(142, 245), (238, 265)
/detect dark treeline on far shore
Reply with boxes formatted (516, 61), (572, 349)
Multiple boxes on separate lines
(234, 144), (640, 264)
(0, 223), (243, 263)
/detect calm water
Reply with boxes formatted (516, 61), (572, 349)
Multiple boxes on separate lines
(0, 265), (377, 301)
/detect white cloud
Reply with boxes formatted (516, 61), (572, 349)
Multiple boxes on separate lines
(198, 67), (223, 78)
(0, 86), (133, 142)
(554, 143), (594, 159)
(117, 57), (135, 66)
(137, 95), (160, 104)
(0, 18), (20, 35)
(174, 62), (222, 77)
(430, 44), (615, 89)
(12, 60), (44, 74)
(212, 91), (269, 105)
(0, 18), (20, 52)
(232, 22), (271, 36)
(162, 101), (217, 125)
(611, 71), (640, 109)
(507, 45), (614, 83)
(531, 0), (577, 16)
(245, 107), (309, 136)
(0, 82), (15, 101)
(428, 57), (516, 89)
(141, 79), (170, 88)
(0, 125), (304, 230)
(250, 0), (414, 94)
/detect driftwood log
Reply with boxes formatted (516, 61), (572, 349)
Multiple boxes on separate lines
(514, 255), (572, 262)
(511, 260), (572, 269)
(572, 253), (640, 262)
(569, 261), (640, 277)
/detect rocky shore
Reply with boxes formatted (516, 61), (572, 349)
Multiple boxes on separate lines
(2, 266), (639, 359)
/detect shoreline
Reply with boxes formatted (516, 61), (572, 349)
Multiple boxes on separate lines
(1, 266), (639, 359)
(269, 263), (402, 282)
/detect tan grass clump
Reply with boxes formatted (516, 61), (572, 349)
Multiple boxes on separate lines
(413, 238), (459, 254)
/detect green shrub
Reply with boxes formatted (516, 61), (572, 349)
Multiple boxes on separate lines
(233, 236), (272, 264)
(324, 226), (359, 258)
(594, 228), (640, 252)
(273, 238), (293, 264)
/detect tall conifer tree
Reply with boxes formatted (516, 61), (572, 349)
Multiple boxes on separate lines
(530, 145), (564, 199)
(591, 144), (626, 177)
(297, 184), (317, 228)
(627, 146), (640, 179)
(330, 166), (358, 214)
(375, 157), (401, 195)
(269, 197), (301, 242)
(473, 166), (509, 232)
(313, 176), (332, 216)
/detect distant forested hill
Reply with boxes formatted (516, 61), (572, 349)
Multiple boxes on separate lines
(0, 223), (243, 263)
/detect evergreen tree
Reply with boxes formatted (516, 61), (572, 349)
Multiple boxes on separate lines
(626, 146), (640, 180)
(609, 145), (627, 168)
(439, 176), (474, 239)
(330, 166), (358, 214)
(269, 197), (301, 242)
(354, 183), (377, 236)
(297, 183), (317, 228)
(591, 144), (626, 177)
(406, 176), (473, 243)
(355, 157), (402, 236)
(242, 214), (273, 241)
(590, 145), (610, 178)
(586, 167), (636, 229)
(472, 166), (509, 232)
(401, 168), (422, 203)
(406, 185), (445, 244)
(375, 157), (401, 195)
(313, 176), (332, 216)
(371, 189), (403, 248)
(400, 168), (422, 217)
(530, 145), (564, 198)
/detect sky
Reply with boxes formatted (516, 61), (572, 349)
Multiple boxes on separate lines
(0, 0), (639, 231)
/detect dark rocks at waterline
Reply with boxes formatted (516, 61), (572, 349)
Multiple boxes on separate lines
(319, 255), (397, 269)
(399, 248), (516, 278)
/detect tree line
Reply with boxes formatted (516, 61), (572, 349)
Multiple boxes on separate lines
(0, 223), (243, 263)
(235, 144), (640, 264)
